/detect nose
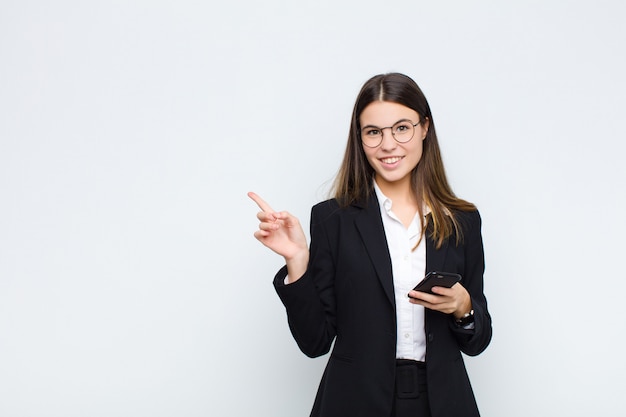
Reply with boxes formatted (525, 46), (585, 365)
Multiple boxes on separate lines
(380, 127), (397, 150)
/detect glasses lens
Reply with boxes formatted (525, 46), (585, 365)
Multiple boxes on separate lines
(361, 127), (382, 147)
(392, 121), (416, 143)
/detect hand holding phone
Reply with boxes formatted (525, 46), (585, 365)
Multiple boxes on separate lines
(409, 271), (462, 298)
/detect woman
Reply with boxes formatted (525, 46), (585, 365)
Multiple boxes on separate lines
(249, 73), (492, 417)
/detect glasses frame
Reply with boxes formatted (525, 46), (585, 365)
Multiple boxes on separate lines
(360, 119), (422, 148)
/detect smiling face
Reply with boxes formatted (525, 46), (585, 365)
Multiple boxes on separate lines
(360, 101), (429, 195)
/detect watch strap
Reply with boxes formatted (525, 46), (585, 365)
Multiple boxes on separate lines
(454, 309), (474, 327)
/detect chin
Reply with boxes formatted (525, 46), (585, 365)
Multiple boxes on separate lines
(379, 174), (409, 184)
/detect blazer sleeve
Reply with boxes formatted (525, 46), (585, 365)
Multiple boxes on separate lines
(450, 210), (492, 356)
(273, 201), (337, 358)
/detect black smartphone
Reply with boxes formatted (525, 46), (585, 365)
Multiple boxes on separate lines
(409, 271), (462, 297)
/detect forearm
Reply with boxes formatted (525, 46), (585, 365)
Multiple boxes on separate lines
(453, 295), (492, 356)
(274, 266), (336, 357)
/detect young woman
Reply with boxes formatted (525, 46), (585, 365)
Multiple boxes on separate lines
(249, 73), (492, 417)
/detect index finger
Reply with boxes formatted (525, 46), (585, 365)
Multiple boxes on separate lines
(247, 191), (275, 213)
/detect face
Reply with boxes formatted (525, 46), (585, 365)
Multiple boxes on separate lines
(359, 101), (429, 192)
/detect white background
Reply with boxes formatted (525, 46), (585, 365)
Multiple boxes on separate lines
(1, 1), (625, 416)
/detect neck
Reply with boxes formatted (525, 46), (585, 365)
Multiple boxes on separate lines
(374, 175), (416, 206)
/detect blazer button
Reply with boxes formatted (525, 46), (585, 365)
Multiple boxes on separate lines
(428, 333), (434, 342)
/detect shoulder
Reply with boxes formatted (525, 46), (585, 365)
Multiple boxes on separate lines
(310, 197), (366, 225)
(312, 198), (340, 212)
(451, 208), (482, 234)
(311, 196), (372, 216)
(454, 208), (481, 223)
(450, 209), (483, 250)
(311, 198), (341, 222)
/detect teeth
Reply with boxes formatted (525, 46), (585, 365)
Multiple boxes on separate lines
(381, 157), (402, 164)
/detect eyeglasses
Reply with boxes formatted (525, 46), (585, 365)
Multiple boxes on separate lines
(360, 119), (422, 148)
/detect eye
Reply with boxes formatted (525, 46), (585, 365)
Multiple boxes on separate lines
(364, 128), (381, 136)
(394, 122), (412, 133)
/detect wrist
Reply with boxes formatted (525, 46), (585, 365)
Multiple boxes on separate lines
(285, 250), (309, 283)
(454, 309), (474, 327)
(285, 249), (309, 266)
(453, 292), (472, 319)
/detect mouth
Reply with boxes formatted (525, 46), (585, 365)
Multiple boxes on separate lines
(379, 156), (403, 164)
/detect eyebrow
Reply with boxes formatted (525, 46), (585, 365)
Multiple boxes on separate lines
(361, 118), (415, 129)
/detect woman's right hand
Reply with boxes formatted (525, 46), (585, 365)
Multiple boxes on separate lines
(248, 192), (309, 281)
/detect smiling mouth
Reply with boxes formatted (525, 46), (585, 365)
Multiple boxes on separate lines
(380, 156), (403, 164)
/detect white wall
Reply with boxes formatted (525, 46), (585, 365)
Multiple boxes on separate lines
(1, 1), (625, 416)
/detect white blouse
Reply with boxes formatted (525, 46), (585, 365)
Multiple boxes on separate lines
(373, 182), (428, 362)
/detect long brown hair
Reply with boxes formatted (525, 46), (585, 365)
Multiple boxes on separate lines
(331, 73), (476, 248)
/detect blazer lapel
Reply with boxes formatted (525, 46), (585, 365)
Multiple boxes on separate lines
(425, 218), (450, 273)
(353, 196), (452, 306)
(353, 195), (395, 306)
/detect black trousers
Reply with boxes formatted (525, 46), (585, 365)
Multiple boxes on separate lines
(392, 359), (431, 417)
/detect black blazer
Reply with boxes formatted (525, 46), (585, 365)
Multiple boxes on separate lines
(273, 194), (492, 417)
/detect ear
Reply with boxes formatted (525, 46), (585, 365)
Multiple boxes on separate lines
(421, 117), (430, 140)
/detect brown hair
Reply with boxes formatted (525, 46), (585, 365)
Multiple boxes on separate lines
(331, 73), (476, 248)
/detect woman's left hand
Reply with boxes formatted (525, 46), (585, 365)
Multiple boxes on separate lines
(408, 283), (472, 319)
